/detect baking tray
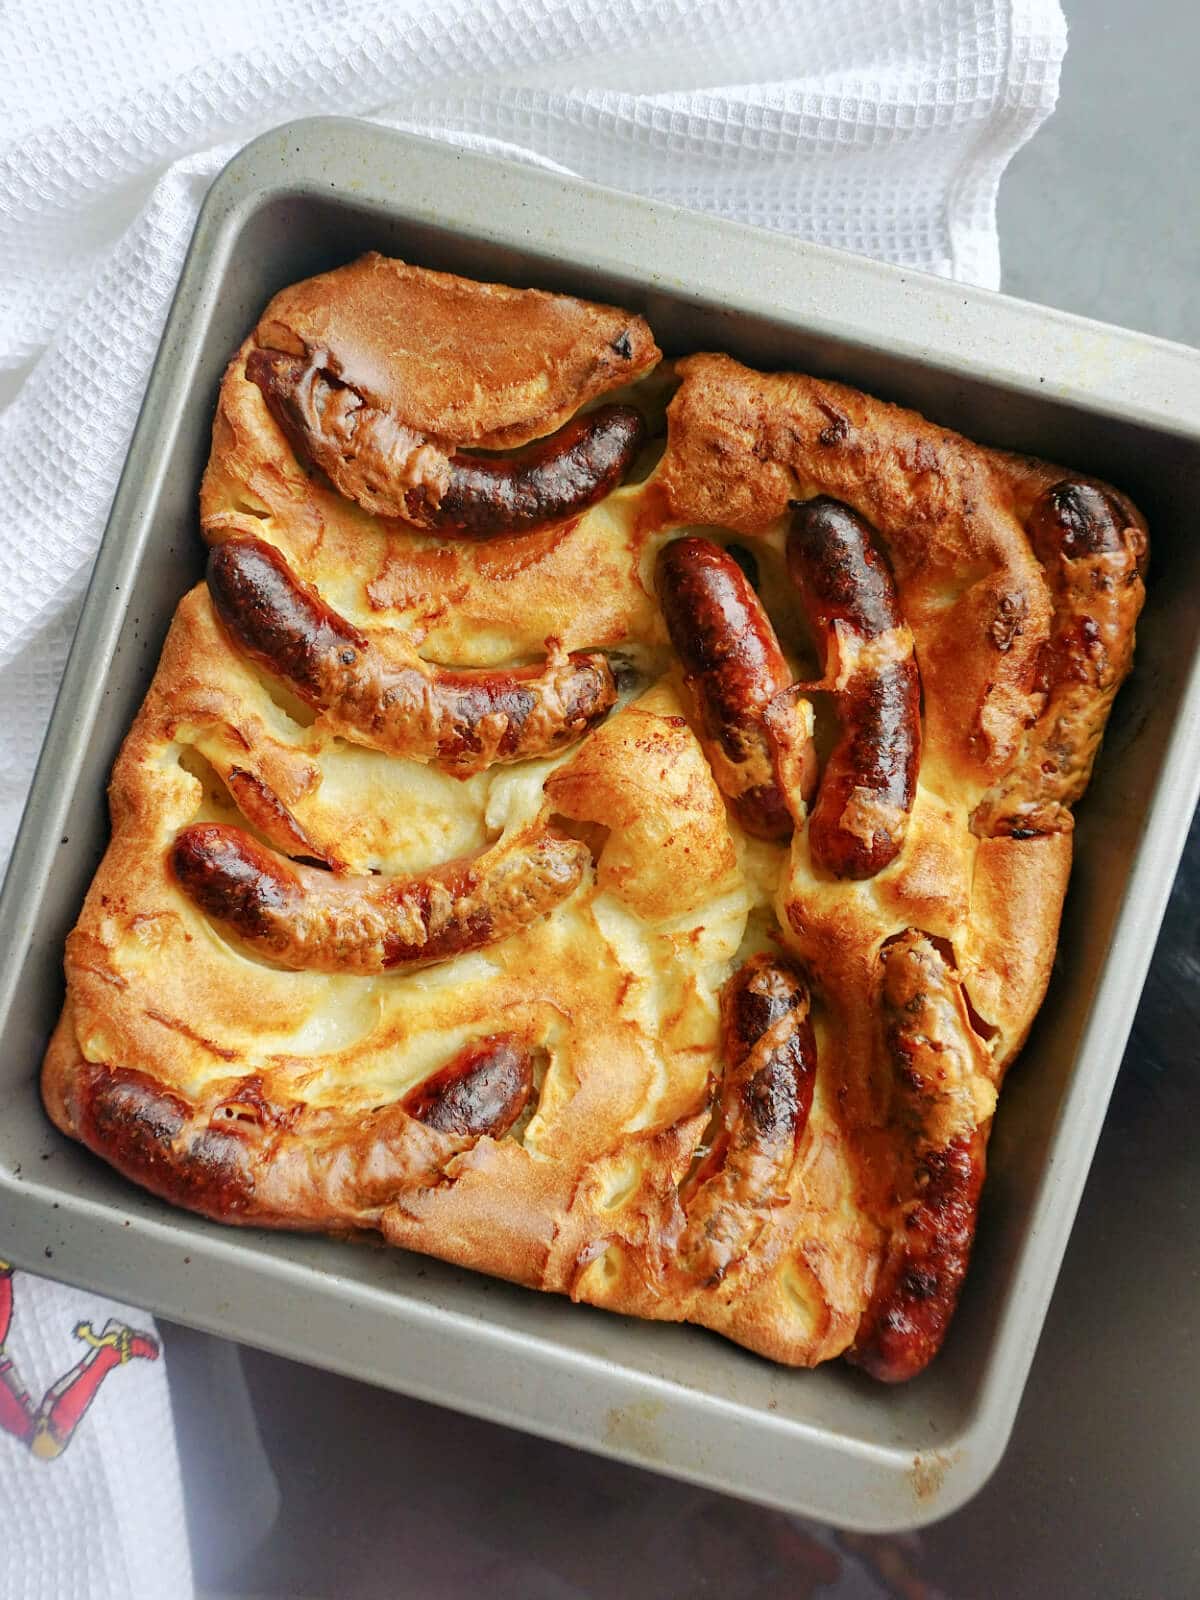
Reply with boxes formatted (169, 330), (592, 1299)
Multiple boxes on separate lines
(1, 117), (1198, 1532)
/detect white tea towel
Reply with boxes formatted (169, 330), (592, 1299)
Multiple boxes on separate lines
(0, 1268), (191, 1600)
(0, 2), (1066, 1595)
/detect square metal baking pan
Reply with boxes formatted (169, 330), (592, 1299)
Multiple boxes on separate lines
(2, 117), (1198, 1532)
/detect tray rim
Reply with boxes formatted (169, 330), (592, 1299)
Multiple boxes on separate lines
(1, 114), (1198, 1532)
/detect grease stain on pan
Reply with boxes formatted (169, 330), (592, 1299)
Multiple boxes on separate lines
(604, 1397), (667, 1461)
(909, 1447), (959, 1502)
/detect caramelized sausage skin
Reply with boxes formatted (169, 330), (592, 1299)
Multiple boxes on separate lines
(74, 1040), (531, 1227)
(77, 1065), (260, 1220)
(170, 822), (588, 974)
(973, 479), (1147, 839)
(402, 1036), (533, 1138)
(847, 930), (988, 1382)
(656, 537), (804, 839)
(787, 497), (920, 878)
(680, 955), (817, 1285)
(247, 346), (645, 536)
(207, 536), (615, 773)
(849, 1131), (985, 1383)
(408, 406), (646, 536)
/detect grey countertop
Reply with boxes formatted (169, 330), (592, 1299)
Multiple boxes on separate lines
(180, 4), (1200, 1594)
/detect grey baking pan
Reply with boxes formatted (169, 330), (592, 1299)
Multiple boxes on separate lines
(1, 117), (1198, 1532)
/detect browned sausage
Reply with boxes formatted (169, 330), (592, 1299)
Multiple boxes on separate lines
(850, 1131), (986, 1384)
(787, 497), (921, 878)
(408, 406), (647, 537)
(170, 822), (589, 974)
(75, 1065), (276, 1222)
(247, 346), (646, 535)
(847, 930), (989, 1383)
(72, 1040), (531, 1228)
(973, 480), (1147, 838)
(679, 954), (817, 1285)
(401, 1035), (533, 1137)
(207, 536), (616, 774)
(656, 537), (809, 839)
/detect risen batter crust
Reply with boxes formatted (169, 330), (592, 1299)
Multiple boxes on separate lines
(43, 257), (1147, 1377)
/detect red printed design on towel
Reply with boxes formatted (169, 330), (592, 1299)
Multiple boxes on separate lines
(0, 1262), (159, 1460)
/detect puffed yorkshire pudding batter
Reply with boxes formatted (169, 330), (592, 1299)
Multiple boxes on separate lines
(43, 255), (1147, 1379)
